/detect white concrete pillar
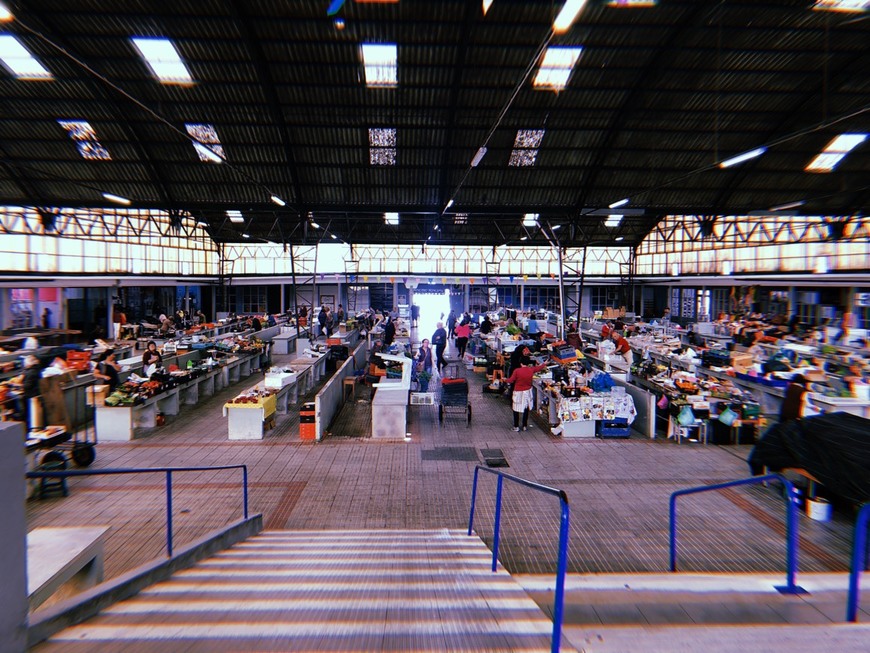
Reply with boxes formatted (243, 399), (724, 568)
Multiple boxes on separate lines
(0, 420), (28, 652)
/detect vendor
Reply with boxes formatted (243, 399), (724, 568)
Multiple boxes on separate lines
(93, 349), (120, 392)
(479, 315), (493, 335)
(142, 341), (163, 370)
(611, 332), (633, 365)
(779, 374), (818, 422)
(21, 354), (42, 426)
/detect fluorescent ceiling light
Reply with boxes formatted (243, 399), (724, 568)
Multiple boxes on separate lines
(185, 123), (224, 163)
(270, 195), (286, 207)
(606, 0), (658, 6)
(131, 37), (193, 85)
(384, 212), (399, 225)
(57, 120), (111, 160)
(813, 1), (869, 12)
(434, 224), (440, 231)
(361, 43), (397, 87)
(227, 210), (244, 223)
(509, 129), (546, 167)
(805, 133), (867, 172)
(102, 192), (131, 205)
(769, 200), (805, 211)
(242, 233), (251, 239)
(719, 146), (766, 168)
(0, 3), (13, 21)
(470, 146), (487, 167)
(553, 0), (589, 34)
(520, 236), (528, 241)
(0, 35), (52, 80)
(551, 224), (562, 230)
(533, 47), (583, 91)
(310, 221), (321, 229)
(330, 233), (337, 240)
(446, 199), (454, 209)
(522, 213), (539, 227)
(614, 236), (624, 241)
(608, 198), (629, 209)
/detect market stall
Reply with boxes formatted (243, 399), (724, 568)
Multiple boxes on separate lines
(223, 387), (278, 440)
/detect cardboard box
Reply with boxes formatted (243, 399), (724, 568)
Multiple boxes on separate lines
(86, 384), (110, 406)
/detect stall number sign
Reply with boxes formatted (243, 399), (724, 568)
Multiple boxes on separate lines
(857, 293), (870, 307)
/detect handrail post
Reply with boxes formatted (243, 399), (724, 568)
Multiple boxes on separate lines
(669, 493), (678, 572)
(491, 475), (504, 572)
(468, 466), (480, 536)
(847, 503), (870, 622)
(777, 479), (802, 594)
(166, 470), (173, 557)
(243, 465), (249, 520)
(551, 495), (570, 653)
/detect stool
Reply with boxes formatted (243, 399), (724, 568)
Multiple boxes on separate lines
(343, 377), (356, 402)
(38, 460), (68, 499)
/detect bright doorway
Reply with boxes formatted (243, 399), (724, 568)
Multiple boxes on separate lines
(412, 289), (451, 344)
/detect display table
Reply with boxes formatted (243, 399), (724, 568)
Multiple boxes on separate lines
(554, 390), (637, 438)
(223, 391), (277, 440)
(371, 352), (411, 440)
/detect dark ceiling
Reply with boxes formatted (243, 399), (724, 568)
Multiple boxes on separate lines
(0, 0), (867, 248)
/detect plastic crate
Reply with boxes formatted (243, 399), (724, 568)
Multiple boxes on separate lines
(410, 392), (435, 405)
(596, 418), (631, 438)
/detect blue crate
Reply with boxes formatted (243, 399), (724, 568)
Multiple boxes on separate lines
(596, 418), (631, 438)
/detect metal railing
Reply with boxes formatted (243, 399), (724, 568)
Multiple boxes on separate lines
(847, 502), (870, 622)
(27, 464), (249, 557)
(669, 474), (805, 595)
(468, 466), (570, 653)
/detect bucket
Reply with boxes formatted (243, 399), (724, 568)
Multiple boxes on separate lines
(806, 497), (832, 522)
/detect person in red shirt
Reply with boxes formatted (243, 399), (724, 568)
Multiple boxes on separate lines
(454, 321), (472, 358)
(505, 357), (549, 431)
(600, 322), (612, 340)
(611, 332), (633, 365)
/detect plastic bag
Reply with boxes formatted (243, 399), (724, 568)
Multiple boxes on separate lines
(718, 406), (737, 426)
(656, 395), (669, 410)
(677, 404), (696, 426)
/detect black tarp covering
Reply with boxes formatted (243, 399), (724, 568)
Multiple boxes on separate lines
(748, 412), (870, 504)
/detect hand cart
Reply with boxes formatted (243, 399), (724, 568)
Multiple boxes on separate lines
(439, 378), (471, 426)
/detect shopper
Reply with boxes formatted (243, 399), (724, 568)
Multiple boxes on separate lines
(432, 321), (448, 373)
(383, 316), (396, 346)
(410, 304), (419, 328)
(93, 349), (121, 392)
(317, 305), (328, 339)
(20, 354), (42, 426)
(415, 338), (433, 391)
(479, 315), (493, 335)
(447, 309), (457, 340)
(505, 356), (548, 431)
(454, 321), (471, 359)
(336, 304), (345, 324)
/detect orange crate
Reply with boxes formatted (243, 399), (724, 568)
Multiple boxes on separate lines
(326, 338), (342, 345)
(300, 423), (316, 440)
(66, 350), (92, 371)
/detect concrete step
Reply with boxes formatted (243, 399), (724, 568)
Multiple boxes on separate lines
(33, 529), (564, 652)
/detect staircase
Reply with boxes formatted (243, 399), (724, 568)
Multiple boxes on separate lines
(33, 529), (558, 652)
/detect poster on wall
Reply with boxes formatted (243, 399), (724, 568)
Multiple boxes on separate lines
(320, 295), (335, 310)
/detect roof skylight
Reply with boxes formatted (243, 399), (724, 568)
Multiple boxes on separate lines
(453, 213), (468, 225)
(361, 43), (397, 87)
(185, 123), (224, 163)
(131, 37), (193, 85)
(384, 212), (399, 225)
(57, 120), (111, 160)
(369, 127), (396, 166)
(533, 47), (583, 91)
(522, 213), (539, 227)
(604, 214), (623, 227)
(805, 133), (867, 172)
(812, 1), (869, 12)
(0, 35), (52, 80)
(508, 129), (546, 167)
(227, 210), (245, 223)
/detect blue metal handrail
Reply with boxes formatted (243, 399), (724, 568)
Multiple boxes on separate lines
(669, 473), (805, 595)
(27, 464), (249, 557)
(468, 465), (570, 653)
(847, 502), (870, 622)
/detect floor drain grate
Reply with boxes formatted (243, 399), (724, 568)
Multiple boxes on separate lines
(480, 448), (509, 468)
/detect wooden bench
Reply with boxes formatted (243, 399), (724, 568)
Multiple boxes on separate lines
(27, 526), (110, 611)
